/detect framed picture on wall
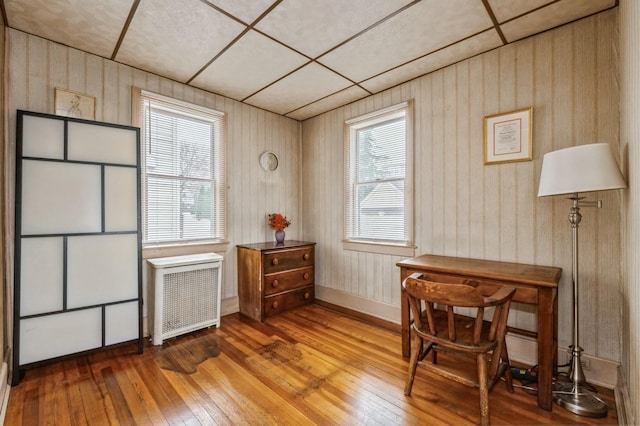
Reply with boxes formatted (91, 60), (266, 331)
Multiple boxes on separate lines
(54, 88), (96, 120)
(483, 107), (533, 164)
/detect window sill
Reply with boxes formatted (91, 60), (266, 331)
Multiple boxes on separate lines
(342, 240), (416, 257)
(142, 240), (229, 259)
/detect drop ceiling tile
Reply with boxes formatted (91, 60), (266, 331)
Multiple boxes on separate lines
(204, 0), (274, 24)
(116, 0), (245, 82)
(361, 29), (503, 94)
(500, 0), (616, 43)
(486, 0), (550, 23)
(319, 0), (494, 83)
(286, 85), (370, 121)
(191, 30), (309, 101)
(5, 0), (132, 58)
(255, 0), (413, 58)
(244, 62), (353, 115)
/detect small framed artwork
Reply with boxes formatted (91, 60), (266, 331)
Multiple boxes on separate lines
(484, 107), (533, 165)
(54, 88), (95, 120)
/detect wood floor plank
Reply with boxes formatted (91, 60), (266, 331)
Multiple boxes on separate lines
(6, 304), (618, 425)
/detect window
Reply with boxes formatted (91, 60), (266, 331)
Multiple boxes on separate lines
(133, 89), (226, 245)
(344, 101), (414, 252)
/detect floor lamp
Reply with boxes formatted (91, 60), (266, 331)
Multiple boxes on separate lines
(537, 143), (627, 417)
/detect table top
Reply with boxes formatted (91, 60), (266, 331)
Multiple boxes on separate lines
(236, 240), (316, 251)
(397, 254), (561, 288)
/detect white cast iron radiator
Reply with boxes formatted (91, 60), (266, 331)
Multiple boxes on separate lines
(147, 253), (223, 345)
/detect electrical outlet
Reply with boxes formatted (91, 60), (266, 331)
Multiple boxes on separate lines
(581, 358), (591, 371)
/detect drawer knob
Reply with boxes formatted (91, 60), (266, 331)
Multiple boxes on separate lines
(272, 279), (279, 288)
(304, 292), (310, 300)
(303, 272), (310, 280)
(272, 258), (279, 265)
(303, 253), (310, 261)
(272, 301), (280, 309)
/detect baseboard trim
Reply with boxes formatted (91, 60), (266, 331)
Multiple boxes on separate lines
(0, 354), (10, 425)
(314, 299), (400, 333)
(315, 286), (400, 324)
(615, 366), (634, 425)
(220, 296), (238, 317)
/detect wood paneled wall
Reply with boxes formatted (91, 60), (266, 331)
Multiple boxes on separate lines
(4, 29), (302, 326)
(302, 11), (624, 363)
(1, 23), (6, 368)
(620, 0), (639, 422)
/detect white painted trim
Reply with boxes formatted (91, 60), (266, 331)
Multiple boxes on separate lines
(556, 346), (619, 389)
(342, 240), (416, 257)
(0, 361), (9, 425)
(221, 296), (238, 317)
(615, 366), (634, 426)
(316, 286), (401, 324)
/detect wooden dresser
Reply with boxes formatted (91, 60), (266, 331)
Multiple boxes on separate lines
(237, 240), (316, 321)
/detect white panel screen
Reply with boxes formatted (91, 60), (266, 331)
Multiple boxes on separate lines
(67, 234), (139, 308)
(20, 237), (64, 316)
(104, 166), (138, 232)
(68, 121), (138, 165)
(20, 308), (102, 364)
(22, 115), (64, 160)
(21, 160), (101, 235)
(105, 302), (139, 345)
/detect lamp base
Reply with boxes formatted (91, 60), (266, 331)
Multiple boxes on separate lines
(553, 380), (608, 418)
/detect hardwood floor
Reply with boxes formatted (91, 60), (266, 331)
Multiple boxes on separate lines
(5, 304), (618, 425)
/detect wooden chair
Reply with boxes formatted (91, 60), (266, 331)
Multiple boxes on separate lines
(402, 272), (516, 426)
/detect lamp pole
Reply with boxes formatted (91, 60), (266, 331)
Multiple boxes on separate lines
(552, 195), (607, 417)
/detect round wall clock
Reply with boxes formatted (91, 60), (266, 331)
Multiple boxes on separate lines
(259, 151), (279, 172)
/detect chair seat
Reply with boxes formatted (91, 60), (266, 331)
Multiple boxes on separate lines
(417, 309), (497, 353)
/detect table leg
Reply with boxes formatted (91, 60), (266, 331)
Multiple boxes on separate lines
(401, 285), (410, 358)
(537, 288), (555, 411)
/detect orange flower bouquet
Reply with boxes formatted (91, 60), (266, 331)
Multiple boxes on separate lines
(268, 213), (291, 231)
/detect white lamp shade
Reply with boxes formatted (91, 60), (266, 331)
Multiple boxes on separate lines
(538, 143), (627, 197)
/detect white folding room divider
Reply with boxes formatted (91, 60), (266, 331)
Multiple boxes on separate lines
(13, 110), (143, 384)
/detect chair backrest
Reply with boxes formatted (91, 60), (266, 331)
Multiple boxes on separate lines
(403, 273), (515, 346)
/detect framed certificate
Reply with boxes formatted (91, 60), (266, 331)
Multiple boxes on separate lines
(484, 107), (533, 165)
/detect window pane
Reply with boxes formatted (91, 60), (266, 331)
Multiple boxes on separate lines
(146, 108), (212, 180)
(354, 180), (405, 241)
(357, 117), (405, 182)
(146, 176), (213, 243)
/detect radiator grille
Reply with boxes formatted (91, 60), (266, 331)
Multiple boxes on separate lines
(162, 267), (219, 335)
(148, 253), (223, 345)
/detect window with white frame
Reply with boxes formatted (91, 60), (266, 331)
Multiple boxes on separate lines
(344, 101), (414, 249)
(133, 89), (226, 245)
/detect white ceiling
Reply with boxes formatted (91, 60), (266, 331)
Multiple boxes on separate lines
(2, 0), (616, 121)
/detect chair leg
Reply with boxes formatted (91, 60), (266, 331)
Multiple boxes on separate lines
(477, 353), (490, 426)
(404, 334), (422, 396)
(499, 340), (514, 393)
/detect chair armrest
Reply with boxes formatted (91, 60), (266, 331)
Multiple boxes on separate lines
(485, 286), (516, 305)
(402, 272), (425, 289)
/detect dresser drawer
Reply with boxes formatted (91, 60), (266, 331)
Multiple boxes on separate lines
(263, 247), (313, 274)
(264, 285), (314, 318)
(264, 266), (313, 296)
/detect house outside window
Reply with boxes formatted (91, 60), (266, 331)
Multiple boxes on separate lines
(133, 89), (226, 245)
(344, 101), (414, 255)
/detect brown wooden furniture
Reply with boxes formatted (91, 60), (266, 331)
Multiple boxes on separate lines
(237, 241), (315, 321)
(397, 254), (562, 411)
(403, 272), (516, 426)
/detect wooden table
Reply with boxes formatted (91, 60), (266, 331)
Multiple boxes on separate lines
(397, 254), (562, 411)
